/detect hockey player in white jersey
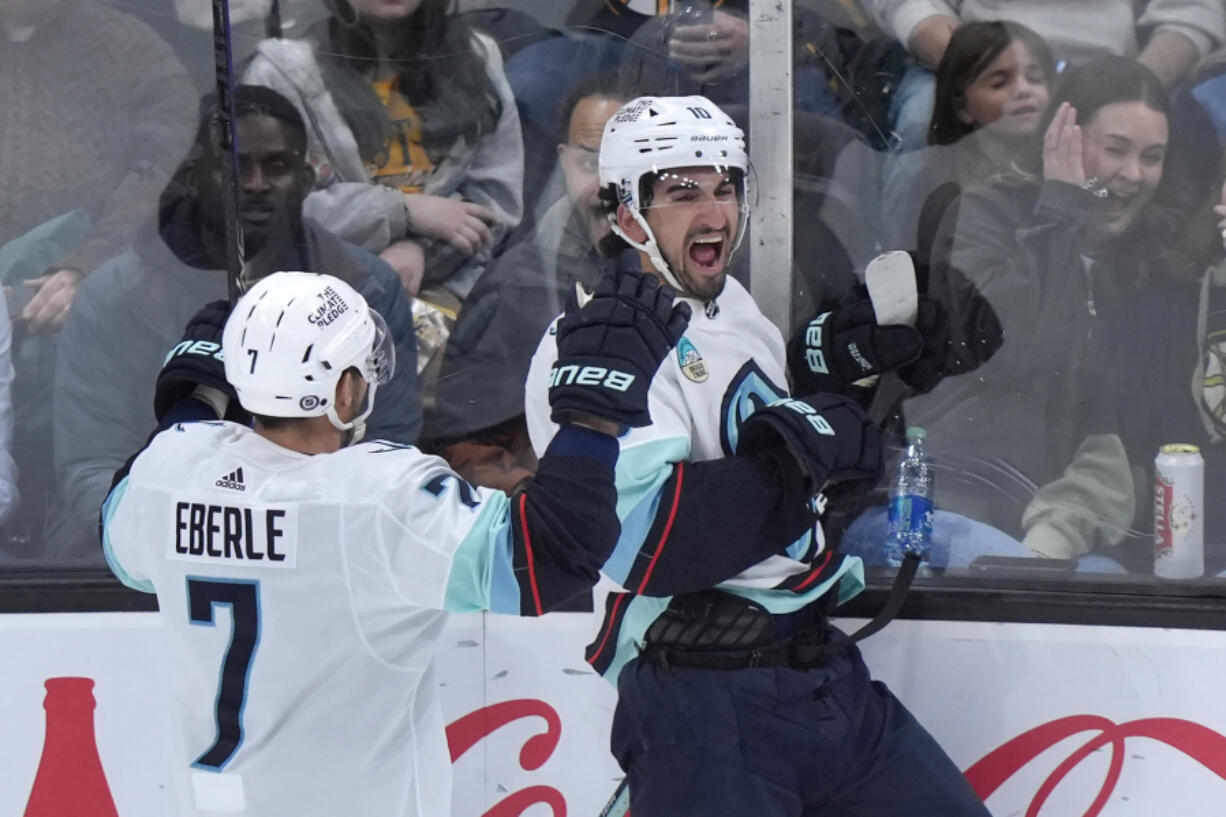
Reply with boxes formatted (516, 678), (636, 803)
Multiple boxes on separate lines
(525, 96), (991, 816)
(101, 268), (688, 817)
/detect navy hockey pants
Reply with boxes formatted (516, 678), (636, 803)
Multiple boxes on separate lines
(610, 634), (991, 817)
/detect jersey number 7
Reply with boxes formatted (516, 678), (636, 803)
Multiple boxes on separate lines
(187, 577), (261, 770)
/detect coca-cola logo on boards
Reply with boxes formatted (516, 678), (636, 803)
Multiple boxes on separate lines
(965, 715), (1226, 816)
(447, 699), (567, 817)
(27, 678), (1226, 817)
(446, 708), (1226, 817)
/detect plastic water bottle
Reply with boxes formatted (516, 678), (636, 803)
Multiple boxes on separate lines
(885, 427), (935, 566)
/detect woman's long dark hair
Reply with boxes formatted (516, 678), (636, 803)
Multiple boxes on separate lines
(929, 21), (1054, 146)
(313, 0), (503, 162)
(1043, 56), (1199, 282)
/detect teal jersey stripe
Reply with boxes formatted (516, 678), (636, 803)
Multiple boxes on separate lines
(600, 594), (672, 683)
(602, 437), (690, 584)
(720, 556), (865, 615)
(442, 492), (520, 614)
(785, 530), (814, 562)
(101, 477), (154, 594)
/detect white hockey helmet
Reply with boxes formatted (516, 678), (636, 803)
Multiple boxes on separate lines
(598, 95), (749, 291)
(222, 271), (394, 440)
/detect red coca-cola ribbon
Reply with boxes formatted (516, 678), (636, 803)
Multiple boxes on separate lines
(447, 699), (567, 817)
(965, 715), (1226, 817)
(446, 698), (562, 769)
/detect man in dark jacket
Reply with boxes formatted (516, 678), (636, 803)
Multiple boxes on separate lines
(47, 86), (421, 562)
(422, 77), (625, 493)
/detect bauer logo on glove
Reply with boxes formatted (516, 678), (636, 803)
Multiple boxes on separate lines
(548, 267), (690, 428)
(764, 397), (836, 437)
(163, 339), (224, 365)
(548, 364), (635, 393)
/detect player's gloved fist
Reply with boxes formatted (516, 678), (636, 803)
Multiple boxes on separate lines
(896, 298), (951, 394)
(154, 300), (245, 423)
(788, 299), (923, 397)
(736, 393), (882, 491)
(549, 267), (691, 428)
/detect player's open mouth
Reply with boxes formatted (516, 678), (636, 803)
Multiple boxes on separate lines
(688, 234), (725, 270)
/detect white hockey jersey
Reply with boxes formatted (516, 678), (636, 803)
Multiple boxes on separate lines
(526, 276), (865, 681)
(102, 420), (599, 817)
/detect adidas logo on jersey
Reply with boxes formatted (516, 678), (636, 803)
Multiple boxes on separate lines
(215, 468), (247, 492)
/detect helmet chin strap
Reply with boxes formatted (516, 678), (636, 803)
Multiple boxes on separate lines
(612, 193), (750, 299)
(613, 210), (685, 294)
(325, 381), (378, 447)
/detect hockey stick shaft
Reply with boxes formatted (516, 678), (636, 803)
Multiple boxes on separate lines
(265, 0), (282, 39)
(598, 778), (629, 817)
(210, 0), (245, 305)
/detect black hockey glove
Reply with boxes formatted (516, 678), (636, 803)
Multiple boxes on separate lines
(788, 299), (924, 397)
(548, 267), (691, 428)
(737, 393), (882, 491)
(896, 298), (951, 394)
(154, 300), (246, 423)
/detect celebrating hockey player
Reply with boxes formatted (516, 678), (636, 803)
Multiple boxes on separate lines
(525, 96), (991, 815)
(100, 268), (688, 817)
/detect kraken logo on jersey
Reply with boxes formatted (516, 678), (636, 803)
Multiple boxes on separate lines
(719, 360), (786, 455)
(677, 337), (708, 382)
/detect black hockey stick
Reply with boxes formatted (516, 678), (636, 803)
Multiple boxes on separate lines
(265, 0), (282, 39)
(210, 0), (245, 304)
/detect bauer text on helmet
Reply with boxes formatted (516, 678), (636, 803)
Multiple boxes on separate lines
(222, 272), (395, 440)
(599, 96), (748, 298)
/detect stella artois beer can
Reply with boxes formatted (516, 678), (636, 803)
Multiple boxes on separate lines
(1153, 443), (1204, 580)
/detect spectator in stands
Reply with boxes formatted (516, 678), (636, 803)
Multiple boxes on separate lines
(1189, 163), (1226, 561)
(1167, 46), (1226, 250)
(561, 1), (844, 116)
(243, 0), (523, 306)
(423, 75), (628, 493)
(909, 57), (1197, 561)
(883, 21), (1055, 255)
(868, 0), (1225, 151)
(507, 1), (851, 229)
(0, 0), (195, 558)
(1104, 154), (1226, 571)
(48, 86), (421, 562)
(0, 0), (194, 332)
(0, 291), (18, 545)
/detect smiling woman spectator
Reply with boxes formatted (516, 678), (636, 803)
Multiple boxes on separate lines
(908, 56), (1199, 561)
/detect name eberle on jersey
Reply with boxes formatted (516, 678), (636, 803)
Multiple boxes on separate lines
(171, 501), (299, 567)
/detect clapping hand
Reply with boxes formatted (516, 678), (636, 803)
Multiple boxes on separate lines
(1042, 103), (1088, 188)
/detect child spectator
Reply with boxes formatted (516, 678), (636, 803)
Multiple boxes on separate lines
(884, 22), (1055, 255)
